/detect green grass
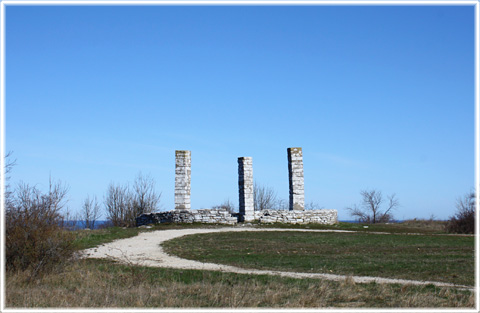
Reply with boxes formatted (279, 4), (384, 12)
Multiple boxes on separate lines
(72, 222), (225, 250)
(163, 231), (475, 286)
(255, 220), (448, 234)
(6, 222), (475, 308)
(72, 227), (143, 250)
(71, 220), (450, 251)
(5, 258), (475, 308)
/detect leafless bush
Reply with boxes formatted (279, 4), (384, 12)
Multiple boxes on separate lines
(213, 199), (237, 214)
(82, 195), (101, 229)
(276, 199), (289, 211)
(105, 173), (162, 227)
(104, 183), (131, 227)
(305, 201), (324, 210)
(446, 191), (475, 234)
(253, 182), (278, 211)
(132, 173), (162, 216)
(347, 189), (398, 223)
(3, 151), (16, 210)
(5, 179), (75, 277)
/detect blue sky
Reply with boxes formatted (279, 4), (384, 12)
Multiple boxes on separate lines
(5, 4), (475, 220)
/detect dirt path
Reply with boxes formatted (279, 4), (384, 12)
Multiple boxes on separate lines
(82, 227), (474, 291)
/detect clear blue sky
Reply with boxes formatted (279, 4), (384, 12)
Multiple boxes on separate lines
(5, 4), (475, 220)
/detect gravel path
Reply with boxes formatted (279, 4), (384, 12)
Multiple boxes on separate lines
(82, 227), (474, 291)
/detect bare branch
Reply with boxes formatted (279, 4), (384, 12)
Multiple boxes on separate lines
(348, 189), (397, 224)
(132, 172), (162, 216)
(104, 173), (162, 227)
(82, 195), (101, 229)
(213, 199), (237, 214)
(446, 191), (475, 234)
(253, 182), (278, 211)
(4, 152), (17, 210)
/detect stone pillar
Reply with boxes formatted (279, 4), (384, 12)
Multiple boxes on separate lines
(238, 157), (254, 222)
(175, 150), (191, 210)
(288, 147), (304, 211)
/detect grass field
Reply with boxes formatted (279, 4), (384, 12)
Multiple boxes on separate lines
(71, 219), (451, 251)
(5, 221), (476, 308)
(5, 259), (474, 308)
(163, 231), (475, 286)
(256, 219), (448, 234)
(72, 222), (222, 250)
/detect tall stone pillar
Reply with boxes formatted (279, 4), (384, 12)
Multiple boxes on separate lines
(288, 147), (304, 211)
(175, 150), (191, 210)
(238, 157), (254, 222)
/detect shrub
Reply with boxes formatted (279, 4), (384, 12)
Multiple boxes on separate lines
(253, 182), (278, 211)
(81, 195), (101, 229)
(347, 189), (399, 224)
(5, 180), (75, 278)
(104, 182), (131, 227)
(105, 173), (162, 227)
(213, 199), (237, 214)
(446, 192), (475, 234)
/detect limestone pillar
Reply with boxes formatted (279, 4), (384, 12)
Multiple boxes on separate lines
(238, 157), (254, 222)
(175, 150), (191, 210)
(288, 147), (304, 211)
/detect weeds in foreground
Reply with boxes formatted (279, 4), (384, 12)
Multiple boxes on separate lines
(5, 259), (474, 308)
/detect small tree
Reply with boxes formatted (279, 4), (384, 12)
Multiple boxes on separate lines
(305, 201), (324, 210)
(446, 191), (475, 234)
(253, 182), (278, 211)
(6, 179), (75, 276)
(131, 173), (162, 217)
(104, 182), (130, 227)
(4, 151), (16, 210)
(347, 189), (398, 223)
(82, 195), (101, 229)
(276, 198), (289, 211)
(104, 173), (162, 227)
(213, 199), (237, 214)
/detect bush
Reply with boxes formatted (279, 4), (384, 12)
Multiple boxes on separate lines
(213, 199), (237, 214)
(347, 189), (399, 224)
(105, 173), (162, 227)
(253, 182), (278, 211)
(446, 192), (475, 234)
(5, 181), (75, 278)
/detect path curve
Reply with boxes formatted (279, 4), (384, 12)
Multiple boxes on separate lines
(82, 227), (474, 291)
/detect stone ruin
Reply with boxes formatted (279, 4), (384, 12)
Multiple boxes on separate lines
(136, 148), (338, 226)
(238, 156), (254, 222)
(174, 150), (191, 210)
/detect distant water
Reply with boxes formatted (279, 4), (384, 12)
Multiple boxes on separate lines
(65, 220), (111, 230)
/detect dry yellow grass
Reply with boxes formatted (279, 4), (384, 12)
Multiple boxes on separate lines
(5, 259), (475, 308)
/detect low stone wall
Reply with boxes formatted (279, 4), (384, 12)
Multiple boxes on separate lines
(253, 209), (337, 225)
(136, 208), (238, 226)
(137, 208), (338, 226)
